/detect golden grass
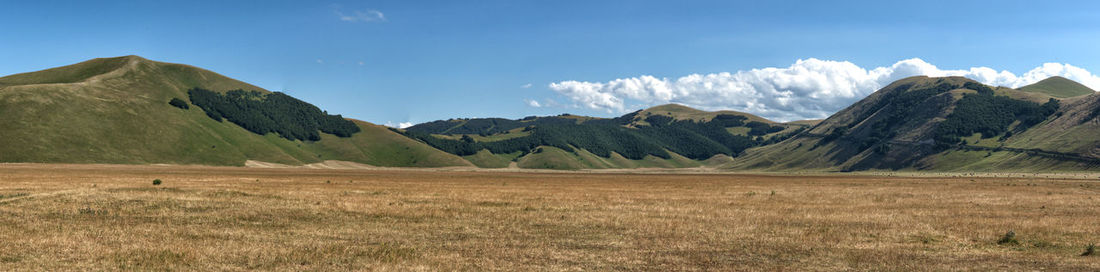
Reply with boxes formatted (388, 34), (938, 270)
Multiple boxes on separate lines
(1, 164), (1098, 270)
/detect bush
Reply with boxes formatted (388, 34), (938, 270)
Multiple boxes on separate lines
(822, 127), (848, 143)
(997, 231), (1018, 245)
(153, 179), (162, 186)
(1084, 244), (1096, 256)
(168, 98), (189, 109)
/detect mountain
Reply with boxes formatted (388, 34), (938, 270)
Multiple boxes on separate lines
(399, 74), (1100, 171)
(1018, 76), (1095, 98)
(0, 56), (470, 167)
(726, 76), (1100, 171)
(630, 103), (775, 125)
(5, 56), (1098, 172)
(399, 104), (812, 169)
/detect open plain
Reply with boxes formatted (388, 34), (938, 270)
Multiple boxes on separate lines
(0, 164), (1098, 271)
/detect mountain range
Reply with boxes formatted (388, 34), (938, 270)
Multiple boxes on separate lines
(2, 56), (1098, 171)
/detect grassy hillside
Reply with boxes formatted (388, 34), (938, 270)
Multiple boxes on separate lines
(399, 103), (813, 169)
(632, 103), (774, 124)
(9, 57), (1099, 171)
(1019, 76), (1095, 98)
(398, 107), (811, 169)
(0, 56), (468, 167)
(728, 76), (1099, 171)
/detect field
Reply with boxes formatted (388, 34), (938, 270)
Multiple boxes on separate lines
(1, 164), (1098, 270)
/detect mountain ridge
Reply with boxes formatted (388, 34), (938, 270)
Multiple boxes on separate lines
(724, 76), (1097, 171)
(0, 55), (470, 167)
(3, 56), (1099, 171)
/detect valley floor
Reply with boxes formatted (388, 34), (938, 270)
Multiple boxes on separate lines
(0, 164), (1098, 270)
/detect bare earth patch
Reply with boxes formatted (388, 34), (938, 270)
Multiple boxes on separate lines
(0, 163), (1097, 270)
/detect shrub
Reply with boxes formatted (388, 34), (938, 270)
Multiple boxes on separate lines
(822, 127), (848, 143)
(78, 207), (108, 215)
(153, 179), (162, 186)
(1084, 244), (1096, 256)
(168, 98), (189, 109)
(997, 231), (1018, 245)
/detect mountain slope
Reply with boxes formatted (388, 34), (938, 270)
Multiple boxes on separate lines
(398, 105), (810, 169)
(1019, 76), (1095, 98)
(1002, 92), (1100, 158)
(7, 57), (1098, 171)
(0, 56), (469, 167)
(726, 76), (1091, 171)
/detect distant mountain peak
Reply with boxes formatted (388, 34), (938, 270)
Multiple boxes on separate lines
(638, 103), (775, 124)
(644, 103), (701, 112)
(1019, 76), (1095, 98)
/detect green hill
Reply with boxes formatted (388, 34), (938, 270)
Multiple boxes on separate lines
(7, 56), (1100, 171)
(632, 103), (774, 124)
(726, 76), (1098, 171)
(0, 56), (470, 167)
(1018, 76), (1095, 98)
(398, 105), (811, 169)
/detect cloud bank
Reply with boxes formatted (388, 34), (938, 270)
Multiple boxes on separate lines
(546, 58), (1100, 122)
(384, 121), (414, 129)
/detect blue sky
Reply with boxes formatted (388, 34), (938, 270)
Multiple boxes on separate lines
(2, 1), (1100, 124)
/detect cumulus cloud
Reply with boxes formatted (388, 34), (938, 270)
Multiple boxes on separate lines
(547, 58), (1100, 121)
(336, 9), (386, 22)
(384, 121), (414, 129)
(525, 99), (541, 107)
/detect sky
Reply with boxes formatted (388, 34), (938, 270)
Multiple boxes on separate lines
(2, 0), (1100, 125)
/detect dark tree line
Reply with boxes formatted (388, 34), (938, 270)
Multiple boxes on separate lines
(407, 114), (592, 135)
(187, 88), (360, 141)
(934, 93), (1059, 146)
(745, 121), (785, 136)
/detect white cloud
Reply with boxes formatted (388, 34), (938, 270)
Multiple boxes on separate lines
(525, 99), (541, 107)
(336, 9), (386, 23)
(521, 83), (533, 89)
(384, 121), (415, 129)
(316, 59), (324, 64)
(548, 58), (1100, 122)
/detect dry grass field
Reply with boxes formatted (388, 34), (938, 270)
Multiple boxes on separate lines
(1, 164), (1098, 271)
